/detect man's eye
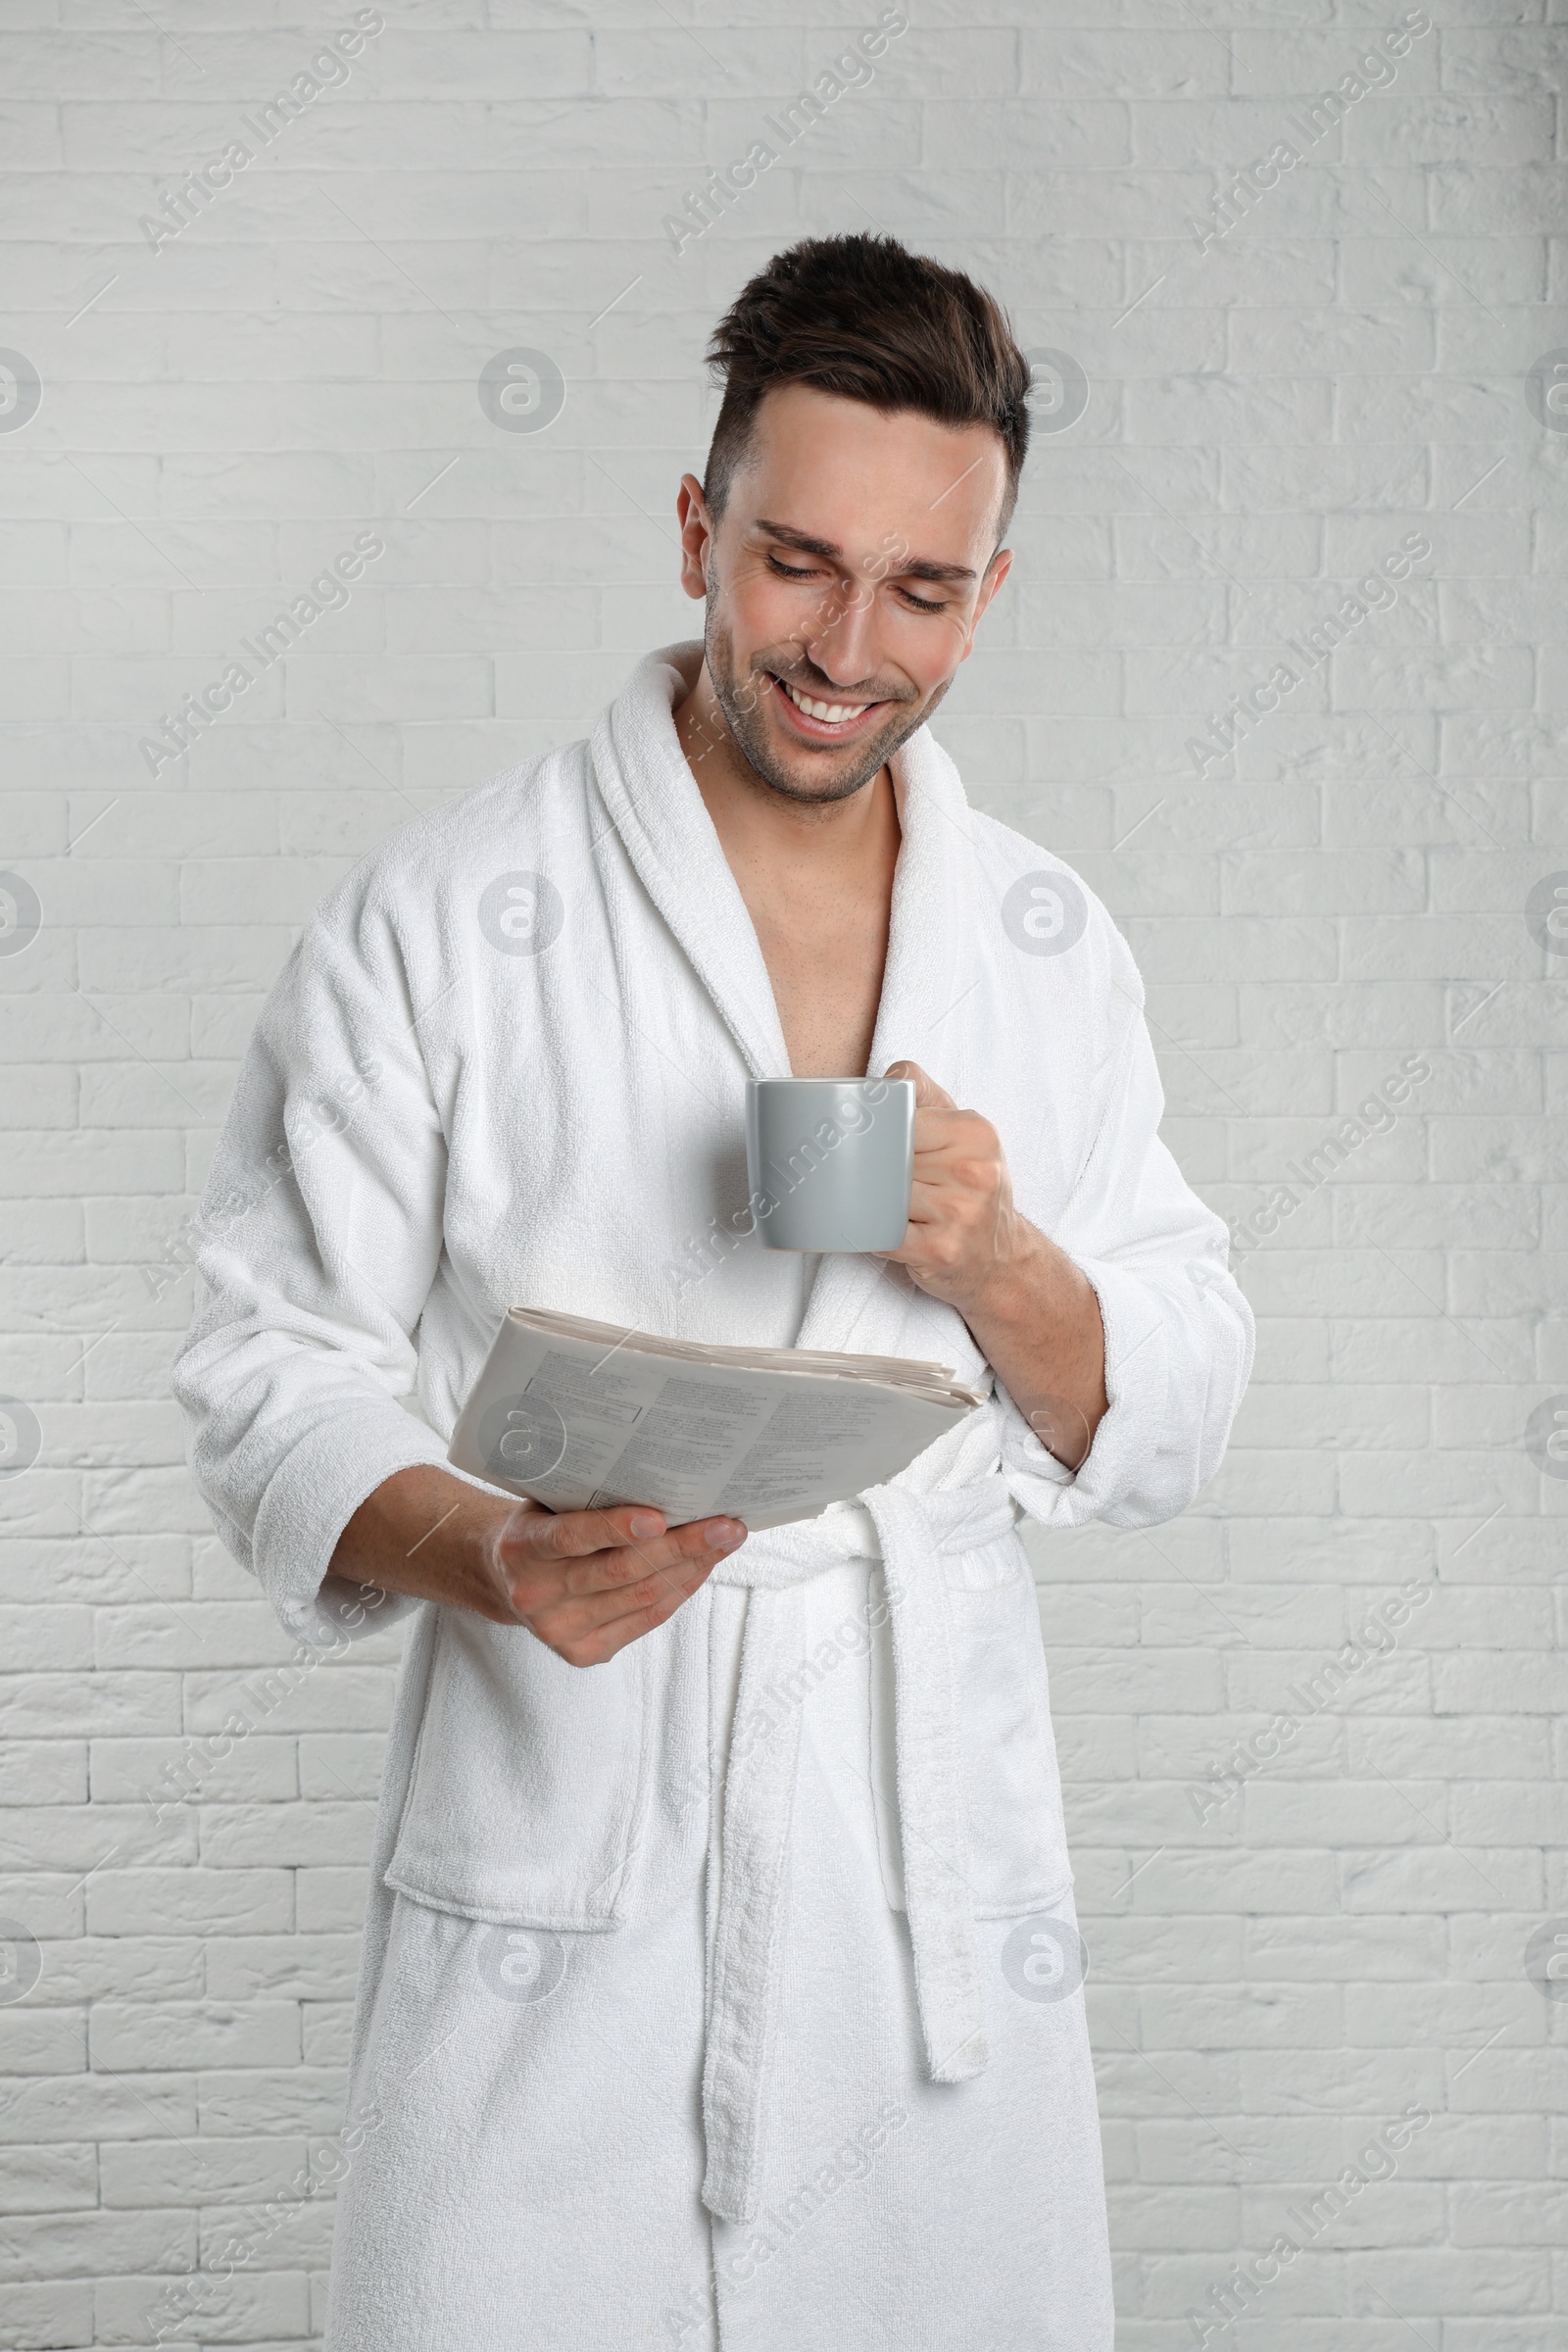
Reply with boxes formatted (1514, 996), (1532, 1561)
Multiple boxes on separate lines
(765, 553), (945, 613)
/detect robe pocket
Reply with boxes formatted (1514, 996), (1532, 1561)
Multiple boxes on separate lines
(384, 1608), (651, 1932)
(871, 1535), (1073, 1922)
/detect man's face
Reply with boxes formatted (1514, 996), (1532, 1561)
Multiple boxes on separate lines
(677, 385), (1013, 805)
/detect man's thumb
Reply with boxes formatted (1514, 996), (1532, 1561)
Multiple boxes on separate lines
(885, 1057), (950, 1107)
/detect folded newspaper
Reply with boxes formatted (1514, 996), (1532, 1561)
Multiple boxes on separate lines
(448, 1306), (987, 1534)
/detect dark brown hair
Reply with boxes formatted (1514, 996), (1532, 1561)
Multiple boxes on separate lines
(703, 232), (1031, 541)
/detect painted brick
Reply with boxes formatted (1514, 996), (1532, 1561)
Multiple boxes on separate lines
(0, 16), (1557, 2342)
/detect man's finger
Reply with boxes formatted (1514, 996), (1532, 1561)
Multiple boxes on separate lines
(538, 1544), (730, 1659)
(909, 1108), (991, 1165)
(502, 1506), (744, 1595)
(507, 1502), (667, 1562)
(557, 1516), (743, 1599)
(905, 1171), (985, 1220)
(885, 1056), (956, 1112)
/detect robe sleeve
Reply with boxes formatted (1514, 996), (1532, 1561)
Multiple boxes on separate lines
(172, 880), (458, 1647)
(996, 995), (1254, 1530)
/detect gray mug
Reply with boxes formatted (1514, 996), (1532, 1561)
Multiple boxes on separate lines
(745, 1076), (915, 1253)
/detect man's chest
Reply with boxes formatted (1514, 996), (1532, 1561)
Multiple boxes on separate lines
(749, 895), (891, 1081)
(708, 775), (902, 1082)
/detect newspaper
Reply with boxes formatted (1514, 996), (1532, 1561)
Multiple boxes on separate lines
(448, 1306), (987, 1533)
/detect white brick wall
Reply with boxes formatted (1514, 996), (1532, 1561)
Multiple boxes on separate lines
(0, 3), (1563, 2344)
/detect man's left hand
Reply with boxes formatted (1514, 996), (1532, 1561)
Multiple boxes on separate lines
(876, 1058), (1028, 1316)
(875, 1057), (1108, 1472)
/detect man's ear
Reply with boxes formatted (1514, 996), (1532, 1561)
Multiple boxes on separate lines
(960, 545), (1013, 655)
(676, 471), (712, 602)
(982, 544), (1014, 605)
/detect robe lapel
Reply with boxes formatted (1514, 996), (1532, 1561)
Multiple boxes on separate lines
(795, 718), (982, 1355)
(866, 715), (979, 1102)
(591, 642), (793, 1083)
(591, 642), (985, 1360)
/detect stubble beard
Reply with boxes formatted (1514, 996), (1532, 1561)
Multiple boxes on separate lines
(703, 610), (943, 808)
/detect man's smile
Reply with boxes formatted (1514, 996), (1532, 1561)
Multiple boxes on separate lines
(763, 667), (899, 742)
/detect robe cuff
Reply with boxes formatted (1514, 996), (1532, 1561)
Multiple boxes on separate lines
(996, 1253), (1175, 1528)
(250, 1402), (455, 1648)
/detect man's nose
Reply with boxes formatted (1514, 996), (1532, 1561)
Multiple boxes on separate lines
(802, 578), (879, 688)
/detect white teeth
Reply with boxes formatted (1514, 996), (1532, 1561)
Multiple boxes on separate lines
(779, 677), (870, 725)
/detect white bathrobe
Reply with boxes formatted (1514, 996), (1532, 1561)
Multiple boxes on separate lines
(174, 642), (1253, 2351)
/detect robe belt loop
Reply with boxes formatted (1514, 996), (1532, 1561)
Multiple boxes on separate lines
(699, 1474), (1019, 2226)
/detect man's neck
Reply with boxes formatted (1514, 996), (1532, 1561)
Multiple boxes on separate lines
(672, 658), (903, 1079)
(673, 658), (899, 879)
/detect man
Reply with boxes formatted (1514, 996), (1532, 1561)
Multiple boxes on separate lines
(175, 234), (1253, 2350)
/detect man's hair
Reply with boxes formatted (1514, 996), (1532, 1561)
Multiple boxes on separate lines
(702, 232), (1032, 542)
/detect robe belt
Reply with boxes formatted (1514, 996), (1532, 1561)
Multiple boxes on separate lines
(699, 1474), (1020, 2226)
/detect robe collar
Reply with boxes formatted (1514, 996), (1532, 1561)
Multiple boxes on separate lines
(592, 640), (979, 1087)
(590, 640), (984, 1354)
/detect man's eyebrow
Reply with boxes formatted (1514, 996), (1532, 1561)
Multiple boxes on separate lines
(753, 518), (978, 586)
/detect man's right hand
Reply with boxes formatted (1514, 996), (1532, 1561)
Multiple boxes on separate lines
(480, 1495), (748, 1664)
(329, 1464), (746, 1667)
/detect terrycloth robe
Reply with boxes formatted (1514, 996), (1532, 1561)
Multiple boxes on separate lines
(174, 641), (1253, 2351)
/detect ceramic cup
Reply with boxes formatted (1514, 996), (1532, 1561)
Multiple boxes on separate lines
(745, 1075), (915, 1253)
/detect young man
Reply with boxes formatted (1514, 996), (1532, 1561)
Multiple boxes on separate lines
(175, 235), (1252, 2350)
